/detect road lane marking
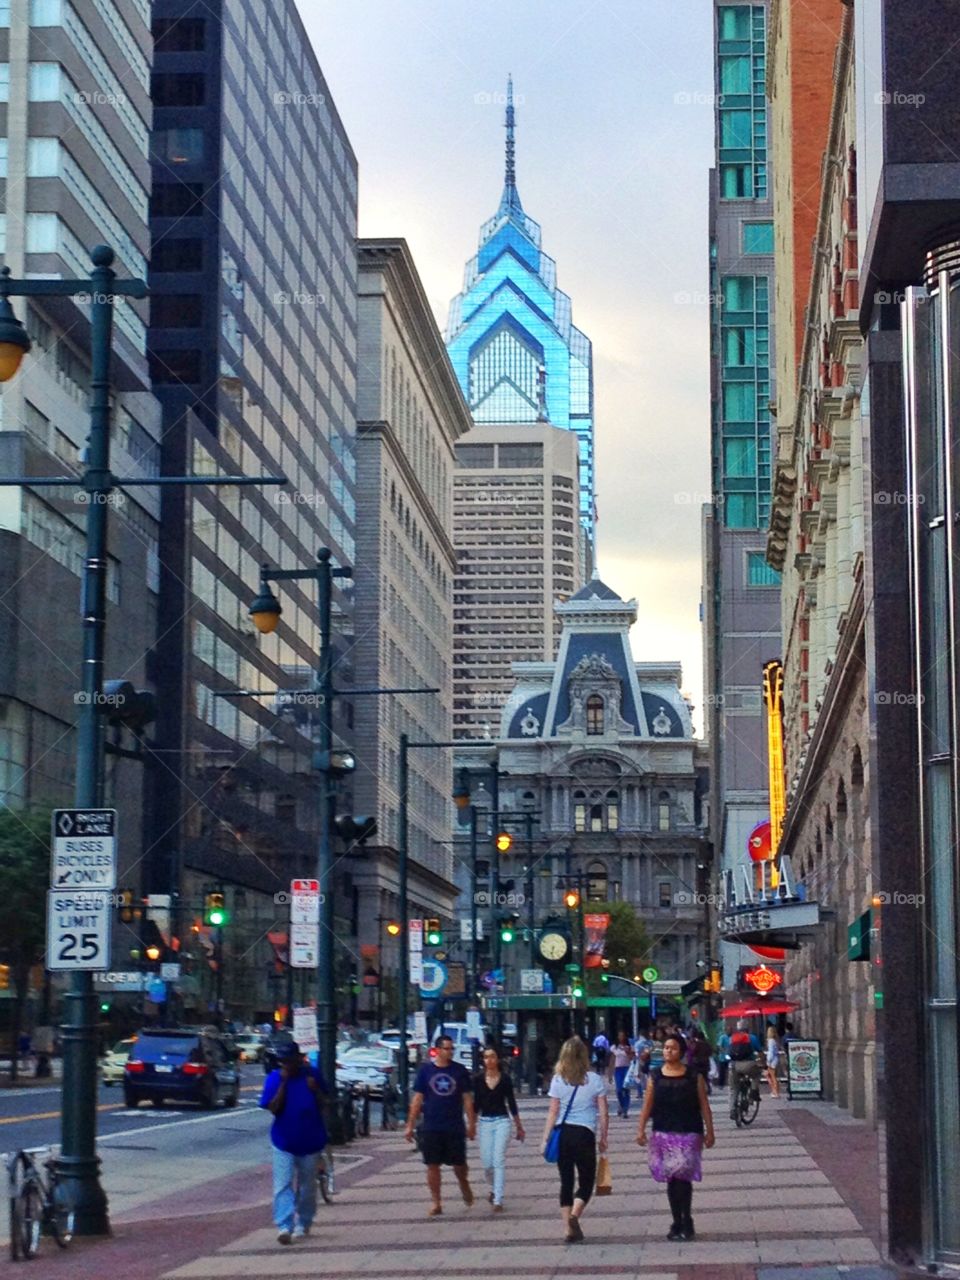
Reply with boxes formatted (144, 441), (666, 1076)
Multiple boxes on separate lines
(0, 1102), (124, 1126)
(98, 1109), (264, 1142)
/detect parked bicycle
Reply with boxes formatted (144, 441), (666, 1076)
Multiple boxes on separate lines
(7, 1147), (74, 1260)
(732, 1067), (761, 1127)
(316, 1147), (336, 1203)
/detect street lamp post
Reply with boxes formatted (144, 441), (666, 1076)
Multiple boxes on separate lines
(249, 548), (351, 1097)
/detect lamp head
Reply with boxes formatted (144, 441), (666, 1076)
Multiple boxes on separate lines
(0, 276), (31, 383)
(249, 576), (282, 634)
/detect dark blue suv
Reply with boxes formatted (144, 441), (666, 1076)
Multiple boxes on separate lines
(124, 1028), (240, 1109)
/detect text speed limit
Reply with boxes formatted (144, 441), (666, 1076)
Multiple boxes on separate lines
(46, 890), (111, 970)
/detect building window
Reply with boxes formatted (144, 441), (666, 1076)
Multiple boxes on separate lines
(151, 238), (203, 272)
(722, 383), (753, 421)
(659, 882), (673, 908)
(151, 72), (206, 107)
(586, 694), (604, 735)
(150, 183), (205, 217)
(720, 164), (751, 198)
(574, 791), (587, 833)
(606, 790), (619, 831)
(152, 17), (206, 50)
(149, 349), (201, 384)
(718, 6), (750, 40)
(499, 443), (544, 468)
(587, 863), (608, 901)
(151, 128), (204, 165)
(152, 294), (203, 328)
(747, 552), (780, 586)
(719, 54), (751, 94)
(743, 221), (774, 254)
(719, 110), (753, 150)
(658, 792), (671, 831)
(724, 437), (757, 478)
(725, 493), (758, 528)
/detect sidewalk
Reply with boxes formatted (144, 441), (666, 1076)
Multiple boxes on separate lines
(7, 1088), (891, 1280)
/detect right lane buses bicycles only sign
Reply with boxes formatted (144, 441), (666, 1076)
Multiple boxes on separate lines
(786, 1038), (823, 1098)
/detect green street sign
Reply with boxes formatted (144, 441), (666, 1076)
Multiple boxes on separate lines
(642, 966), (660, 983)
(565, 963), (580, 973)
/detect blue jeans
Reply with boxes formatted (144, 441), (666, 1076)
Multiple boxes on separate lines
(272, 1147), (319, 1232)
(477, 1115), (511, 1205)
(614, 1066), (631, 1114)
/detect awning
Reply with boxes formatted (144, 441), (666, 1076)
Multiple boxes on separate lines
(720, 999), (799, 1018)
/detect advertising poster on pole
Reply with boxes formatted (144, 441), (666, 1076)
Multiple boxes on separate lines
(786, 1039), (823, 1097)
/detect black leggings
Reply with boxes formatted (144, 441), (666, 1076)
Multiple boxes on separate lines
(557, 1124), (596, 1207)
(667, 1177), (693, 1222)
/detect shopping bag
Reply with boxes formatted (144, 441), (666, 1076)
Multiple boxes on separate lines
(625, 1060), (638, 1087)
(544, 1125), (562, 1164)
(596, 1154), (613, 1195)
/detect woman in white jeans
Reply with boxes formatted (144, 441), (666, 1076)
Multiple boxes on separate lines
(472, 1047), (524, 1211)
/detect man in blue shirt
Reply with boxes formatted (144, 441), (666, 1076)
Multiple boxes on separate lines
(259, 1040), (328, 1245)
(405, 1034), (476, 1216)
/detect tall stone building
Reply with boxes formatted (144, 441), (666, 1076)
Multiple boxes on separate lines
(767, 3), (874, 1121)
(352, 237), (472, 1026)
(0, 0), (161, 964)
(453, 423), (582, 738)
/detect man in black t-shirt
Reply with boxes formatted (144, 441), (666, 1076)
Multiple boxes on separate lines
(405, 1035), (476, 1216)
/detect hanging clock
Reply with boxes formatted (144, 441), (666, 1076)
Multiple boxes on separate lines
(539, 931), (569, 962)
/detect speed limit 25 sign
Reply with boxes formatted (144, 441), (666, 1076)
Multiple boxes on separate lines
(46, 890), (111, 970)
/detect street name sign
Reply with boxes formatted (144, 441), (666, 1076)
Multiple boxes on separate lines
(51, 808), (117, 890)
(46, 889), (111, 970)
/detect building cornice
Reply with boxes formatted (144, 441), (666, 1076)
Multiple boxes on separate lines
(357, 417), (458, 571)
(358, 238), (474, 450)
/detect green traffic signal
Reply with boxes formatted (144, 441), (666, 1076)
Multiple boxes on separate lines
(204, 891), (228, 926)
(500, 925), (515, 943)
(572, 983), (584, 998)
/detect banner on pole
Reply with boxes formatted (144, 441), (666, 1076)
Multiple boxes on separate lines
(583, 913), (610, 969)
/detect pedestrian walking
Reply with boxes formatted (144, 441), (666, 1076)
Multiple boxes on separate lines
(716, 1027), (731, 1089)
(473, 1046), (525, 1212)
(405, 1033), (476, 1216)
(765, 1025), (781, 1098)
(611, 1030), (635, 1117)
(541, 1036), (609, 1244)
(636, 1032), (715, 1242)
(686, 1026), (712, 1094)
(259, 1040), (328, 1245)
(591, 1031), (609, 1073)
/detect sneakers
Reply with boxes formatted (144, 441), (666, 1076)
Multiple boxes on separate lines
(292, 1224), (310, 1239)
(277, 1230), (292, 1245)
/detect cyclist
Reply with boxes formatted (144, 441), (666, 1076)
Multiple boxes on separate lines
(727, 1019), (763, 1120)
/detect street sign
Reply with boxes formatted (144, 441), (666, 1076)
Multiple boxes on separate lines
(459, 918), (484, 940)
(290, 923), (319, 968)
(642, 966), (660, 983)
(160, 962), (181, 981)
(483, 993), (575, 1010)
(290, 880), (320, 925)
(94, 971), (145, 991)
(46, 889), (111, 970)
(413, 1010), (428, 1041)
(293, 1006), (319, 1053)
(520, 968), (545, 993)
(419, 959), (447, 997)
(51, 808), (117, 890)
(409, 918), (424, 986)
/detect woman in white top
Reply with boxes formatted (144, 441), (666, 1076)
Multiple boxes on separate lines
(540, 1036), (608, 1244)
(765, 1025), (781, 1098)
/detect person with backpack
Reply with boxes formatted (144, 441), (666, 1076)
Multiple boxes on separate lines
(259, 1040), (329, 1245)
(727, 1019), (763, 1119)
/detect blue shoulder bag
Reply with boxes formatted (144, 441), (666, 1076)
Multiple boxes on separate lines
(544, 1084), (579, 1164)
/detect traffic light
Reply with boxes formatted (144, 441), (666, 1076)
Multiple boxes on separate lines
(425, 918), (443, 946)
(500, 915), (518, 943)
(386, 920), (401, 937)
(204, 892), (227, 926)
(333, 814), (378, 844)
(702, 968), (722, 994)
(572, 982), (584, 998)
(495, 831), (513, 853)
(563, 888), (581, 910)
(145, 944), (162, 963)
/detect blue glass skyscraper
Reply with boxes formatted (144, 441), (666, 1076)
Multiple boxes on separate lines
(446, 80), (596, 572)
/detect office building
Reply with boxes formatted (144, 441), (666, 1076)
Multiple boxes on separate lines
(703, 0), (781, 991)
(0, 0), (160, 958)
(148, 0), (358, 1022)
(453, 422), (582, 738)
(352, 237), (472, 1026)
(446, 79), (596, 576)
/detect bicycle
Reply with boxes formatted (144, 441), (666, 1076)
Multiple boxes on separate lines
(316, 1147), (335, 1203)
(7, 1147), (74, 1260)
(731, 1065), (761, 1127)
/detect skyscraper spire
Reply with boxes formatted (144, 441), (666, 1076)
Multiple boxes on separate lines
(500, 74), (523, 216)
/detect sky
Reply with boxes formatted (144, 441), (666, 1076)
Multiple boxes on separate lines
(300, 0), (716, 727)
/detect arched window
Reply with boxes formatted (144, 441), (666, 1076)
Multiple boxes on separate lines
(586, 694), (604, 735)
(573, 789), (587, 833)
(587, 862), (608, 901)
(658, 790), (671, 831)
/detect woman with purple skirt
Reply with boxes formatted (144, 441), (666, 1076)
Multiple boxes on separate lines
(636, 1032), (715, 1241)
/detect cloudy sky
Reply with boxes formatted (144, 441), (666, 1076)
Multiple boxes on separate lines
(301, 1), (716, 726)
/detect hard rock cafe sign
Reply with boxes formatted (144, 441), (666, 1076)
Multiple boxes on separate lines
(743, 965), (783, 994)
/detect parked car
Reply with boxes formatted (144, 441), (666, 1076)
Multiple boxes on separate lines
(123, 1028), (240, 1109)
(376, 1029), (427, 1064)
(100, 1037), (137, 1085)
(336, 1046), (399, 1097)
(234, 1033), (267, 1064)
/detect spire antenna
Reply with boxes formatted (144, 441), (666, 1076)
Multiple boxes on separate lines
(505, 74), (517, 192)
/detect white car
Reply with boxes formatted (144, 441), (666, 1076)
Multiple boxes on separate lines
(100, 1037), (137, 1085)
(336, 1046), (398, 1096)
(233, 1033), (266, 1064)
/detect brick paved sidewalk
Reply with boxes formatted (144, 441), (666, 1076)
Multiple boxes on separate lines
(9, 1088), (893, 1280)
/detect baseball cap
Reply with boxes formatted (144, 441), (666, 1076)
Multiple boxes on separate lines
(274, 1040), (301, 1060)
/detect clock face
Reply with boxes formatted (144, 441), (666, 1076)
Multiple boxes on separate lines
(539, 932), (569, 961)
